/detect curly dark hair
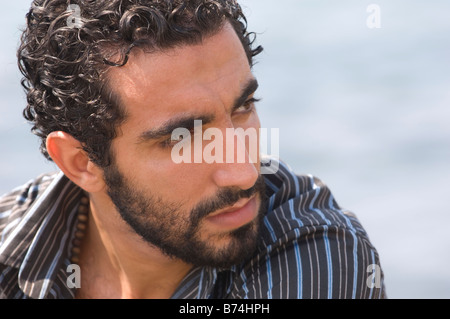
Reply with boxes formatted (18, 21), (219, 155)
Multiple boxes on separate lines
(18, 0), (263, 167)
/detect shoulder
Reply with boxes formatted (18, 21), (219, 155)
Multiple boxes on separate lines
(0, 172), (79, 299)
(227, 159), (386, 298)
(0, 173), (59, 223)
(261, 160), (368, 244)
(0, 172), (60, 269)
(0, 172), (59, 230)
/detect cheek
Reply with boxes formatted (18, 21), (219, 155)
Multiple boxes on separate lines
(112, 135), (209, 193)
(243, 110), (261, 133)
(243, 112), (262, 155)
(249, 113), (262, 170)
(136, 159), (210, 207)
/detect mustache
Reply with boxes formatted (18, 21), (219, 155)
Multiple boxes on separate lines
(190, 175), (266, 223)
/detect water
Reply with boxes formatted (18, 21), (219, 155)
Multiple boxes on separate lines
(1, 0), (449, 298)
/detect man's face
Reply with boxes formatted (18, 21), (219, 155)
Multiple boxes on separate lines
(103, 23), (266, 268)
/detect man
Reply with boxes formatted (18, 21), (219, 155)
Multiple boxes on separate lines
(0, 0), (385, 299)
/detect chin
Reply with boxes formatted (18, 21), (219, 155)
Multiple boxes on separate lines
(192, 216), (262, 268)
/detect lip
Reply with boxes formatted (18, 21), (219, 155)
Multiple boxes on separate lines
(205, 196), (258, 231)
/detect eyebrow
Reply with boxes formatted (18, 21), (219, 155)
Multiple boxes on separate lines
(137, 77), (259, 143)
(232, 77), (259, 111)
(137, 114), (215, 142)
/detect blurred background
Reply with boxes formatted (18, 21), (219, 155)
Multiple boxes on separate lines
(1, 0), (449, 298)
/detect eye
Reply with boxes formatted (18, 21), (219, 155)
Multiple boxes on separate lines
(159, 129), (195, 149)
(160, 134), (184, 149)
(234, 97), (260, 114)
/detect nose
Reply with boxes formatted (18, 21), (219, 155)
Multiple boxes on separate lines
(211, 131), (260, 191)
(212, 161), (259, 191)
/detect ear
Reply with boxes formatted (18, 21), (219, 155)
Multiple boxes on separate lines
(46, 131), (105, 193)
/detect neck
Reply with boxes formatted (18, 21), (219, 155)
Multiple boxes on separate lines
(76, 194), (193, 299)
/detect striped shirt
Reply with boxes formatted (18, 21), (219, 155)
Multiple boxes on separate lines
(0, 159), (386, 299)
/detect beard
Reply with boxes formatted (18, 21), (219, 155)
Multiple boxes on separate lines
(102, 163), (267, 269)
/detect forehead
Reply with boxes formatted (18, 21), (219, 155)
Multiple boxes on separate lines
(106, 23), (253, 132)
